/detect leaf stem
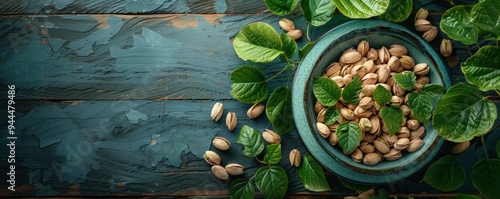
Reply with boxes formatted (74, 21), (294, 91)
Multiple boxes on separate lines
(482, 136), (490, 160)
(290, 14), (311, 43)
(495, 89), (500, 96)
(466, 45), (473, 56)
(306, 24), (312, 42)
(476, 43), (481, 50)
(267, 65), (290, 81)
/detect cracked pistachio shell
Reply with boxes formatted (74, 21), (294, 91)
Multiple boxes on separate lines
(287, 29), (302, 40)
(394, 138), (410, 150)
(373, 138), (390, 154)
(382, 134), (399, 145)
(393, 83), (406, 96)
(387, 56), (400, 71)
(325, 62), (342, 77)
(314, 100), (325, 114)
(211, 102), (224, 122)
(400, 104), (411, 116)
(358, 189), (376, 199)
(451, 141), (470, 154)
(363, 153), (382, 165)
(359, 97), (374, 110)
(378, 46), (390, 63)
(362, 84), (376, 96)
(225, 163), (244, 175)
(400, 55), (415, 69)
(407, 119), (420, 131)
(279, 18), (295, 32)
(389, 44), (408, 57)
(247, 103), (264, 119)
(212, 165), (229, 180)
(354, 106), (373, 118)
(289, 149), (301, 167)
(357, 40), (369, 56)
(331, 75), (345, 87)
(213, 136), (231, 151)
(440, 39), (453, 57)
(317, 122), (331, 138)
(328, 131), (338, 146)
(351, 148), (364, 162)
(317, 108), (327, 123)
(351, 65), (368, 79)
(341, 51), (362, 64)
(383, 149), (402, 161)
(340, 108), (355, 120)
(263, 129), (281, 144)
(343, 74), (353, 85)
(369, 116), (380, 134)
(367, 48), (378, 60)
(423, 26), (437, 42)
(413, 63), (430, 75)
(364, 60), (376, 73)
(407, 138), (424, 152)
(377, 64), (391, 83)
(226, 112), (237, 131)
(415, 8), (429, 22)
(415, 19), (431, 32)
(397, 127), (411, 139)
(361, 73), (378, 85)
(359, 118), (372, 132)
(360, 141), (375, 154)
(204, 150), (221, 165)
(416, 76), (430, 86)
(362, 132), (377, 143)
(410, 126), (425, 140)
(391, 95), (402, 108)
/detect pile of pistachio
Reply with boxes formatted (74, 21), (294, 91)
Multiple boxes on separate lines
(315, 40), (429, 165)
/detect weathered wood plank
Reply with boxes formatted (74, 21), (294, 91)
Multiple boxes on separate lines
(0, 13), (478, 101)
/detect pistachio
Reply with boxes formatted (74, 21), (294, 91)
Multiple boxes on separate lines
(378, 46), (390, 63)
(340, 51), (362, 64)
(410, 126), (425, 140)
(416, 76), (430, 86)
(359, 97), (374, 109)
(440, 39), (453, 57)
(247, 103), (264, 119)
(407, 138), (424, 152)
(391, 95), (402, 108)
(360, 141), (375, 154)
(413, 63), (430, 75)
(394, 138), (410, 150)
(415, 19), (431, 32)
(357, 40), (369, 56)
(393, 83), (406, 96)
(364, 60), (376, 73)
(204, 150), (221, 165)
(340, 108), (355, 120)
(328, 131), (338, 146)
(400, 117), (407, 127)
(407, 119), (420, 131)
(359, 118), (372, 131)
(351, 65), (368, 79)
(315, 100), (325, 114)
(226, 112), (237, 131)
(386, 76), (396, 87)
(279, 18), (295, 32)
(316, 108), (327, 123)
(361, 73), (378, 85)
(354, 106), (373, 118)
(287, 29), (302, 40)
(213, 136), (231, 150)
(340, 65), (352, 76)
(451, 141), (470, 154)
(211, 102), (224, 122)
(351, 148), (364, 162)
(367, 48), (378, 60)
(423, 26), (438, 42)
(387, 56), (400, 71)
(331, 75), (345, 87)
(289, 149), (301, 167)
(369, 116), (380, 134)
(363, 153), (382, 165)
(362, 132), (377, 143)
(372, 101), (382, 112)
(415, 8), (429, 22)
(377, 83), (392, 93)
(382, 134), (399, 146)
(389, 45), (407, 57)
(362, 85), (376, 96)
(342, 47), (357, 56)
(317, 122), (331, 138)
(344, 196), (358, 199)
(377, 64), (390, 83)
(325, 62), (342, 77)
(397, 127), (411, 139)
(212, 165), (229, 180)
(399, 55), (415, 69)
(357, 189), (376, 199)
(383, 149), (402, 161)
(328, 122), (340, 132)
(225, 163), (244, 175)
(373, 138), (390, 154)
(263, 129), (281, 144)
(343, 74), (353, 85)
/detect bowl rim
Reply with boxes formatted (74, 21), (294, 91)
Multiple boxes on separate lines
(292, 19), (452, 184)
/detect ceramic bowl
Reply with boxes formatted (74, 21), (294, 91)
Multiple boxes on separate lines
(292, 20), (451, 184)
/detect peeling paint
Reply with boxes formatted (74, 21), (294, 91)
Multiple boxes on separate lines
(68, 16), (124, 56)
(171, 16), (199, 29)
(94, 15), (110, 29)
(124, 0), (176, 13)
(125, 109), (148, 124)
(203, 14), (225, 25)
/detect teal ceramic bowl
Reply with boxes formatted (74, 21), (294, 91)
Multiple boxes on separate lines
(292, 20), (451, 184)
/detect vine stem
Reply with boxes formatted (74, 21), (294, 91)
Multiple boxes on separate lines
(290, 14), (312, 43)
(267, 65), (290, 81)
(306, 24), (312, 42)
(466, 45), (473, 56)
(482, 136), (490, 160)
(495, 89), (500, 96)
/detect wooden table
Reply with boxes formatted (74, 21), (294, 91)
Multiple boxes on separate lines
(1, 0), (499, 198)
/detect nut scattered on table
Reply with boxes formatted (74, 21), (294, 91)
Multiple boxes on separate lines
(451, 141), (470, 154)
(225, 163), (244, 175)
(204, 151), (221, 165)
(211, 102), (224, 122)
(440, 39), (453, 57)
(212, 136), (231, 151)
(262, 129), (281, 144)
(225, 112), (237, 131)
(212, 165), (229, 180)
(289, 149), (302, 167)
(279, 18), (295, 32)
(247, 103), (264, 119)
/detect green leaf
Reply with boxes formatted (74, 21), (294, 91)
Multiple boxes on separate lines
(471, 0), (500, 39)
(379, 0), (413, 23)
(472, 159), (500, 199)
(478, 27), (500, 41)
(297, 154), (331, 192)
(312, 77), (341, 106)
(324, 106), (340, 126)
(264, 144), (282, 165)
(280, 33), (298, 60)
(255, 166), (288, 199)
(341, 76), (362, 104)
(266, 86), (295, 135)
(407, 92), (433, 124)
(450, 194), (482, 199)
(233, 22), (284, 63)
(370, 189), (388, 199)
(461, 46), (500, 91)
(264, 0), (299, 16)
(380, 106), (403, 136)
(331, 0), (390, 19)
(497, 140), (500, 158)
(373, 84), (392, 106)
(230, 66), (268, 104)
(432, 83), (498, 142)
(440, 5), (478, 45)
(300, 0), (336, 26)
(299, 42), (315, 60)
(422, 155), (465, 192)
(422, 83), (446, 97)
(230, 178), (254, 199)
(237, 125), (265, 157)
(393, 71), (416, 91)
(338, 178), (375, 192)
(336, 122), (362, 154)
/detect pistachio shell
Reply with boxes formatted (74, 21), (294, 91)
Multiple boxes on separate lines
(361, 73), (378, 85)
(331, 75), (345, 87)
(211, 102), (224, 122)
(415, 8), (429, 22)
(362, 85), (376, 96)
(351, 148), (364, 162)
(225, 163), (244, 175)
(410, 126), (425, 140)
(212, 165), (229, 180)
(413, 63), (430, 75)
(377, 64), (390, 83)
(360, 142), (375, 154)
(316, 108), (327, 123)
(279, 18), (295, 32)
(247, 103), (264, 119)
(378, 46), (390, 63)
(358, 189), (376, 199)
(359, 118), (372, 132)
(357, 40), (369, 56)
(391, 95), (402, 108)
(364, 60), (376, 73)
(397, 127), (410, 139)
(317, 122), (331, 138)
(325, 62), (342, 77)
(354, 106), (373, 118)
(400, 55), (415, 69)
(394, 138), (410, 150)
(263, 129), (281, 144)
(387, 56), (400, 71)
(373, 138), (390, 154)
(343, 74), (353, 85)
(204, 151), (221, 165)
(393, 83), (405, 96)
(369, 116), (380, 134)
(315, 100), (325, 114)
(440, 39), (453, 57)
(287, 29), (302, 40)
(351, 65), (367, 79)
(226, 112), (237, 131)
(212, 136), (231, 151)
(389, 44), (408, 57)
(359, 96), (374, 109)
(415, 19), (431, 32)
(423, 26), (437, 42)
(400, 104), (411, 116)
(451, 141), (470, 154)
(407, 119), (420, 131)
(383, 149), (402, 161)
(367, 48), (378, 60)
(328, 131), (338, 146)
(340, 108), (355, 120)
(362, 132), (377, 143)
(340, 51), (362, 64)
(289, 149), (301, 167)
(407, 138), (424, 152)
(382, 134), (399, 145)
(363, 153), (382, 165)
